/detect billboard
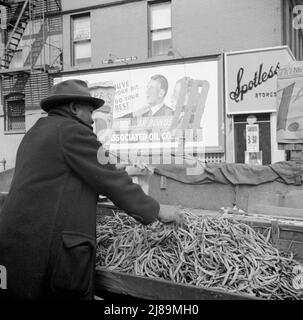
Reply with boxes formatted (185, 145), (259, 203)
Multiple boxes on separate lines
(277, 61), (303, 144)
(225, 46), (295, 114)
(55, 57), (223, 162)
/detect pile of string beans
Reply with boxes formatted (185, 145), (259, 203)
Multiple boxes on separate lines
(96, 209), (303, 300)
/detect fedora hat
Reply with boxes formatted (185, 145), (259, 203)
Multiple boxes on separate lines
(40, 79), (105, 112)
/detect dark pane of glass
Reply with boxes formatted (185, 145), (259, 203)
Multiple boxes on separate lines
(151, 39), (172, 56)
(73, 41), (91, 66)
(7, 100), (25, 131)
(75, 57), (91, 65)
(234, 121), (271, 165)
(9, 117), (25, 130)
(234, 113), (270, 123)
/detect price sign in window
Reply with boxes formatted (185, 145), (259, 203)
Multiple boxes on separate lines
(246, 124), (259, 152)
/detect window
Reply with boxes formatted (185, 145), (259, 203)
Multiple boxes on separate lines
(5, 98), (25, 132)
(283, 1), (303, 60)
(0, 6), (7, 30)
(149, 1), (172, 57)
(10, 49), (23, 69)
(234, 114), (271, 165)
(72, 14), (91, 66)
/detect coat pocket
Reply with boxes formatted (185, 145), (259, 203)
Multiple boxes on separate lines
(50, 231), (95, 297)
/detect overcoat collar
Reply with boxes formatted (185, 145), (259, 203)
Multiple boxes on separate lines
(48, 108), (94, 131)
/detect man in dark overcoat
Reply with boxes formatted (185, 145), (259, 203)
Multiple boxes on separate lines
(0, 80), (182, 300)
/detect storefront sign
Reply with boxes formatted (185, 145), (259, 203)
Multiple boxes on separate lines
(225, 46), (295, 114)
(277, 61), (303, 143)
(55, 58), (223, 158)
(246, 124), (259, 152)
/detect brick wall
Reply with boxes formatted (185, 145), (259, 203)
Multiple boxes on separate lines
(25, 71), (53, 110)
(1, 71), (53, 111)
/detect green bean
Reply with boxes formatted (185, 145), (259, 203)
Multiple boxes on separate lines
(96, 209), (303, 300)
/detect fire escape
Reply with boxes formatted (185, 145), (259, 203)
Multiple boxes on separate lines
(0, 0), (37, 70)
(0, 0), (62, 135)
(0, 0), (62, 74)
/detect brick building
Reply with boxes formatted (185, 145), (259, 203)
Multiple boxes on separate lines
(0, 0), (62, 170)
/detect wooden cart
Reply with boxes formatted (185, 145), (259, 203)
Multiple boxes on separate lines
(95, 203), (303, 300)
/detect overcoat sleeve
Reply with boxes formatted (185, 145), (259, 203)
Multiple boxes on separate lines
(59, 121), (160, 225)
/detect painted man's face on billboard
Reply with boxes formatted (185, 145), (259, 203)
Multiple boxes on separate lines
(146, 79), (165, 107)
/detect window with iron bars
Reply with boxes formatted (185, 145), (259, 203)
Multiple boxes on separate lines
(5, 99), (25, 133)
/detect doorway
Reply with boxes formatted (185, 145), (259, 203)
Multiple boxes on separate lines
(234, 113), (271, 165)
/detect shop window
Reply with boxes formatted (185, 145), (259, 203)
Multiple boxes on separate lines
(72, 13), (91, 66)
(5, 98), (25, 133)
(234, 113), (271, 165)
(149, 1), (172, 57)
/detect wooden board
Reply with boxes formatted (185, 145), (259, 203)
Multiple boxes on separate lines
(247, 205), (303, 220)
(278, 143), (303, 151)
(95, 267), (259, 300)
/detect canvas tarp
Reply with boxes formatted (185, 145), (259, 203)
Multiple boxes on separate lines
(154, 160), (303, 186)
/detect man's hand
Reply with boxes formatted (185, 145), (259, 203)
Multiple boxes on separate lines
(158, 204), (184, 225)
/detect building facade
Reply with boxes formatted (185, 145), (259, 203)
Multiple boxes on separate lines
(1, 0), (303, 170)
(58, 0), (303, 165)
(60, 0), (303, 67)
(0, 0), (62, 170)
